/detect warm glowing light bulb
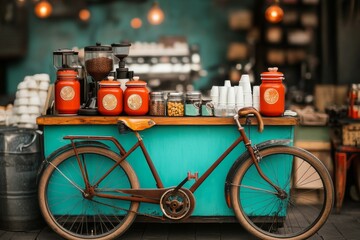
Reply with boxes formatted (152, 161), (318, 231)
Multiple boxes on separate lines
(147, 2), (165, 25)
(34, 0), (52, 19)
(131, 18), (142, 29)
(265, 5), (284, 23)
(79, 9), (91, 22)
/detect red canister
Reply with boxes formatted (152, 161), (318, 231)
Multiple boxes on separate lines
(55, 69), (80, 114)
(98, 80), (123, 115)
(124, 80), (149, 115)
(260, 67), (285, 117)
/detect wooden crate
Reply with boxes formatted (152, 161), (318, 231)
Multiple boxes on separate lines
(342, 124), (360, 146)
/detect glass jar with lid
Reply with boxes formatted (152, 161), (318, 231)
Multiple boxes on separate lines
(185, 92), (202, 116)
(149, 92), (166, 116)
(167, 92), (184, 117)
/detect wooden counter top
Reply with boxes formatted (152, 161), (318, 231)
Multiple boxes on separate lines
(37, 115), (298, 126)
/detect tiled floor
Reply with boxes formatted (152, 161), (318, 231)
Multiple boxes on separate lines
(1, 200), (359, 240)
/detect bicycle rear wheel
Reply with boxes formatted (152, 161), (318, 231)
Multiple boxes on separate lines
(230, 146), (333, 240)
(38, 147), (139, 240)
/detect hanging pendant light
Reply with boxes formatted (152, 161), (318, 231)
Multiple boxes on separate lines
(147, 2), (165, 25)
(79, 8), (91, 22)
(265, 0), (284, 23)
(34, 0), (53, 19)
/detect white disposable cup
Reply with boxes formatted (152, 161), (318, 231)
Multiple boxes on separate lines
(227, 87), (236, 104)
(210, 86), (219, 97)
(236, 86), (244, 105)
(234, 86), (238, 98)
(219, 86), (228, 104)
(253, 102), (260, 111)
(244, 93), (253, 107)
(224, 80), (231, 87)
(236, 103), (245, 112)
(239, 74), (252, 93)
(253, 86), (260, 96)
(253, 94), (260, 104)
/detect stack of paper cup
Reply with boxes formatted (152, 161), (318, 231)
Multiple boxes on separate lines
(236, 86), (244, 111)
(239, 74), (252, 107)
(227, 87), (236, 116)
(210, 86), (219, 106)
(213, 86), (228, 116)
(224, 80), (231, 87)
(253, 86), (260, 111)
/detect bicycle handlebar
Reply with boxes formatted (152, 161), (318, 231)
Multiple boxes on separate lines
(237, 107), (264, 133)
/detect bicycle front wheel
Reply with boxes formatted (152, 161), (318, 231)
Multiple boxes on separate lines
(38, 147), (140, 240)
(230, 146), (334, 240)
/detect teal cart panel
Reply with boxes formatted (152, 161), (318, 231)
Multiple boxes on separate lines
(42, 124), (294, 216)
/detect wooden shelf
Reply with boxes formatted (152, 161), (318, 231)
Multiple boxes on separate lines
(37, 115), (299, 126)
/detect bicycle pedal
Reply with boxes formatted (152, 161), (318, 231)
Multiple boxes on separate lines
(187, 172), (198, 181)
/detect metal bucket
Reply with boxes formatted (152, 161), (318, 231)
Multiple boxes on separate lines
(0, 127), (43, 231)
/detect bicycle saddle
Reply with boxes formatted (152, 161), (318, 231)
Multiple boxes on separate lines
(117, 118), (156, 131)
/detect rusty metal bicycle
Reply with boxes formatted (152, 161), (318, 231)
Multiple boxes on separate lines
(38, 107), (334, 240)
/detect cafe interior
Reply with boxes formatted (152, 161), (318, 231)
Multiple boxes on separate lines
(0, 0), (360, 221)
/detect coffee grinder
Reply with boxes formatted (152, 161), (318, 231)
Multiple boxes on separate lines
(78, 43), (113, 115)
(111, 43), (132, 83)
(53, 49), (81, 114)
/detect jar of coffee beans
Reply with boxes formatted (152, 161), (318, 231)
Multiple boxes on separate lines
(149, 92), (166, 116)
(167, 92), (184, 117)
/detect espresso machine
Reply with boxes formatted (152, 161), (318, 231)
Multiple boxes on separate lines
(78, 43), (113, 115)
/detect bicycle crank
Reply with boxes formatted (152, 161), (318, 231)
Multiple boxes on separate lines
(160, 188), (195, 220)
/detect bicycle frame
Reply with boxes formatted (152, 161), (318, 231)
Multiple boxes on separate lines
(64, 114), (282, 206)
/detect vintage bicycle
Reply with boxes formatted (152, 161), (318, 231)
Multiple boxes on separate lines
(37, 107), (334, 240)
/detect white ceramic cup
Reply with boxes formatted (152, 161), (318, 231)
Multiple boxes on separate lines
(29, 96), (41, 106)
(28, 106), (40, 114)
(16, 89), (29, 98)
(39, 81), (49, 91)
(26, 79), (38, 89)
(17, 81), (27, 90)
(18, 105), (29, 114)
(17, 97), (28, 106)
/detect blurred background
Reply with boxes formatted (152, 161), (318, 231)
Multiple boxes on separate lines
(0, 0), (359, 105)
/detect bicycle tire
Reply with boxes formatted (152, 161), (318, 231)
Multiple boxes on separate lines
(230, 145), (333, 240)
(38, 147), (140, 240)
